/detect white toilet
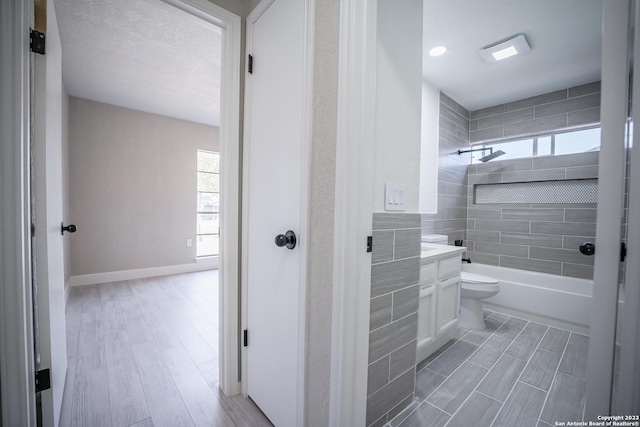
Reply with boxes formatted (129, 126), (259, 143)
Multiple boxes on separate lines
(459, 272), (499, 329)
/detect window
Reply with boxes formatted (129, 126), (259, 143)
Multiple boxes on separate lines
(196, 150), (219, 257)
(470, 127), (601, 164)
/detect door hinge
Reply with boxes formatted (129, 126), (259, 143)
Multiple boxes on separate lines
(35, 369), (51, 393)
(621, 242), (627, 262)
(367, 236), (373, 253)
(248, 54), (253, 74)
(30, 29), (45, 55)
(243, 329), (248, 347)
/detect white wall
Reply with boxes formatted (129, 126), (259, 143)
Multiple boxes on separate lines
(373, 0), (423, 212)
(68, 98), (219, 276)
(419, 81), (439, 213)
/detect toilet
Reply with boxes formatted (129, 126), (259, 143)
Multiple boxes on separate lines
(423, 234), (499, 330)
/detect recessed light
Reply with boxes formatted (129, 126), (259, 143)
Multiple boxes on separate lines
(479, 34), (530, 63)
(428, 46), (448, 57)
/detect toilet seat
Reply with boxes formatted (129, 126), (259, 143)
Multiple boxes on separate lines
(461, 272), (498, 284)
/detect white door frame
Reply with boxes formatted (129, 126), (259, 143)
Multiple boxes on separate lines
(0, 0), (37, 425)
(159, 0), (242, 397)
(329, 0), (377, 425)
(241, 0), (313, 424)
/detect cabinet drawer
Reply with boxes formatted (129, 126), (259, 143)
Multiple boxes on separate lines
(420, 262), (437, 287)
(438, 255), (461, 280)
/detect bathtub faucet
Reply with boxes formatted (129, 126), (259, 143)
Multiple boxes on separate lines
(462, 257), (472, 263)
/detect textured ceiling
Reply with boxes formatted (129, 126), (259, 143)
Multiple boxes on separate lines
(423, 0), (602, 111)
(54, 0), (221, 126)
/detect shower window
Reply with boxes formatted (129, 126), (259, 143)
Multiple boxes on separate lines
(196, 150), (220, 257)
(471, 126), (601, 164)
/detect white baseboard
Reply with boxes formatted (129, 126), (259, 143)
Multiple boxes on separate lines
(68, 258), (218, 287)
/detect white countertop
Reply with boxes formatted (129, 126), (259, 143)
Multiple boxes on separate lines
(420, 243), (466, 262)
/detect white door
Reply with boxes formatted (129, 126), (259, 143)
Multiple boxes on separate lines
(244, 0), (309, 425)
(32, 0), (68, 425)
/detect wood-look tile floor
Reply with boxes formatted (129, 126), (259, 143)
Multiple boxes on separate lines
(59, 270), (273, 427)
(393, 311), (588, 427)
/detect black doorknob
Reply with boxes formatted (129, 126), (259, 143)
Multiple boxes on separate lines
(61, 223), (77, 235)
(579, 242), (595, 256)
(274, 230), (297, 250)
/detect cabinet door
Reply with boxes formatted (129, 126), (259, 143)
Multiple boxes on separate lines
(436, 275), (460, 335)
(417, 286), (437, 345)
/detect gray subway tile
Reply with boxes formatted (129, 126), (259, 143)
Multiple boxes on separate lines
(504, 114), (567, 138)
(471, 104), (505, 120)
(521, 349), (561, 391)
(441, 103), (470, 130)
(445, 207), (467, 220)
(392, 285), (419, 321)
(568, 81), (601, 97)
(372, 230), (394, 264)
(535, 93), (600, 118)
(475, 157), (533, 174)
(467, 230), (501, 243)
(505, 329), (544, 361)
(562, 263), (593, 279)
(366, 369), (415, 426)
(467, 208), (501, 219)
(478, 107), (534, 130)
(468, 335), (512, 369)
(502, 168), (566, 183)
(525, 322), (549, 335)
(566, 165), (599, 179)
(501, 208), (564, 222)
(369, 414), (387, 427)
(414, 368), (446, 401)
(390, 340), (416, 380)
(470, 126), (504, 143)
(367, 355), (390, 396)
(505, 89), (568, 112)
(439, 116), (459, 135)
(477, 354), (527, 402)
(427, 340), (478, 377)
(397, 402), (449, 427)
(492, 382), (547, 427)
(565, 208), (597, 223)
(533, 151), (599, 169)
(500, 256), (562, 275)
(468, 173), (503, 185)
(474, 241), (529, 258)
(539, 328), (570, 354)
(530, 246), (593, 266)
(440, 92), (462, 112)
(558, 343), (587, 380)
(387, 394), (416, 426)
(465, 251), (500, 266)
(439, 194), (468, 208)
(434, 219), (467, 234)
(395, 229), (421, 260)
(568, 107), (600, 127)
(563, 235), (596, 250)
(569, 333), (590, 347)
(531, 221), (596, 237)
(439, 168), (466, 185)
(373, 213), (421, 230)
(540, 373), (586, 424)
(371, 257), (419, 297)
(475, 219), (530, 233)
(470, 119), (479, 131)
(369, 314), (418, 363)
(457, 103), (470, 119)
(446, 392), (502, 427)
(495, 317), (528, 340)
(438, 181), (467, 198)
(427, 362), (488, 414)
(370, 294), (392, 331)
(501, 232), (563, 248)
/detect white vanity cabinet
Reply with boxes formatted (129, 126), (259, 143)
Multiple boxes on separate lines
(416, 245), (465, 364)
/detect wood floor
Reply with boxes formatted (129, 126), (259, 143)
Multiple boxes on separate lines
(59, 270), (272, 427)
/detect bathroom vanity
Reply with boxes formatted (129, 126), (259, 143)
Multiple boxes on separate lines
(417, 243), (466, 364)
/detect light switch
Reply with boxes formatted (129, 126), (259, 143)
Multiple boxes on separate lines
(385, 183), (406, 211)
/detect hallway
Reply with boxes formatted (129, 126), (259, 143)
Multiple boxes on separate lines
(59, 271), (271, 426)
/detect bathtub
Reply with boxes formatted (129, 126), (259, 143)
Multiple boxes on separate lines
(462, 263), (593, 335)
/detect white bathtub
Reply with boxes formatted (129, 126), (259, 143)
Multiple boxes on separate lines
(462, 263), (593, 335)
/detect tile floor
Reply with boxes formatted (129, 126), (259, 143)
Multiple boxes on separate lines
(392, 311), (588, 427)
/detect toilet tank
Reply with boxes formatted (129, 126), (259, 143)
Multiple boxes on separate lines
(422, 234), (448, 245)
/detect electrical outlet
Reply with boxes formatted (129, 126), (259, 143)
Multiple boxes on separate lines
(186, 239), (193, 247)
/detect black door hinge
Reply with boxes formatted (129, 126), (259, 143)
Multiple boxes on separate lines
(248, 54), (253, 74)
(35, 369), (51, 393)
(243, 329), (248, 347)
(621, 242), (627, 262)
(30, 29), (45, 55)
(367, 236), (373, 253)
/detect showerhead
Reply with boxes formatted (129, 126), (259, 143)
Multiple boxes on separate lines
(479, 150), (506, 162)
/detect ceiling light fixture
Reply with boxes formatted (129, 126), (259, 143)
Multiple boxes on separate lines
(479, 34), (530, 63)
(428, 45), (448, 57)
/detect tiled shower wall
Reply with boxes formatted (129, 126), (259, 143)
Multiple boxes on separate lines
(367, 213), (421, 427)
(421, 93), (471, 244)
(465, 152), (599, 279)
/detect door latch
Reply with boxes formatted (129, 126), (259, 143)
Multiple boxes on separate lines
(35, 369), (51, 393)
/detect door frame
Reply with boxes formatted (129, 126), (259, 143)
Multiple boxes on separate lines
(241, 0), (314, 424)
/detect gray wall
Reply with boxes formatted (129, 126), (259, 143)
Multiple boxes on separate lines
(470, 81), (600, 143)
(465, 152), (599, 279)
(367, 213), (421, 427)
(68, 97), (219, 276)
(421, 93), (471, 244)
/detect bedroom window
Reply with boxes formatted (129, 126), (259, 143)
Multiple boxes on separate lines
(196, 150), (219, 257)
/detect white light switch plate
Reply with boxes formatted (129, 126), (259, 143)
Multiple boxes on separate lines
(385, 183), (406, 211)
